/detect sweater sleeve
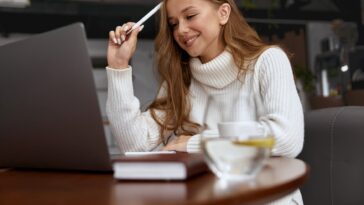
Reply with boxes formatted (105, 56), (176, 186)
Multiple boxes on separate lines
(253, 48), (304, 158)
(106, 66), (171, 153)
(186, 134), (201, 153)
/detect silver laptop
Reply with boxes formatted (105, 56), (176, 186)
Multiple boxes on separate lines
(0, 23), (113, 171)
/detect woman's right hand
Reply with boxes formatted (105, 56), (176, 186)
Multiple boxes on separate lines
(107, 22), (144, 69)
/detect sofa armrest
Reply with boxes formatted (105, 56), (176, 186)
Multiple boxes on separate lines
(299, 106), (364, 204)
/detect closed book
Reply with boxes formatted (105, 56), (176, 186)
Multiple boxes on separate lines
(112, 152), (208, 180)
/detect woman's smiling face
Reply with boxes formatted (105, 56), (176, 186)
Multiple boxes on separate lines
(166, 0), (230, 63)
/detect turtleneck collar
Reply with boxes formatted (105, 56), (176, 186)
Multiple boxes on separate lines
(189, 50), (240, 89)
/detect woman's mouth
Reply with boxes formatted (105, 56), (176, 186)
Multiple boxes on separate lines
(184, 35), (199, 47)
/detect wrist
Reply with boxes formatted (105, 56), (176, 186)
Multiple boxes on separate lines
(107, 64), (129, 70)
(108, 59), (129, 70)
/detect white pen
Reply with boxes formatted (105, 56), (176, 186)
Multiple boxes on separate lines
(124, 151), (176, 156)
(126, 2), (162, 35)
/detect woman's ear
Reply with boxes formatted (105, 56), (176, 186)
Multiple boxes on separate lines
(218, 3), (231, 25)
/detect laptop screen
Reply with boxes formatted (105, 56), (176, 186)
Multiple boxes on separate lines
(0, 23), (112, 171)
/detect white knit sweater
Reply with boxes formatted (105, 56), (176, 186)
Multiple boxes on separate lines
(106, 47), (304, 204)
(106, 47), (303, 155)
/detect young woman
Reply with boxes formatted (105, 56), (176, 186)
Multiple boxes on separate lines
(106, 0), (304, 204)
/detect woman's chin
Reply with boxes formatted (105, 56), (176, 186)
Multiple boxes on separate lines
(185, 50), (200, 58)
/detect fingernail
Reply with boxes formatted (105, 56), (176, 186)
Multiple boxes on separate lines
(117, 38), (121, 45)
(123, 26), (129, 32)
(113, 37), (117, 44)
(139, 25), (144, 32)
(121, 35), (125, 42)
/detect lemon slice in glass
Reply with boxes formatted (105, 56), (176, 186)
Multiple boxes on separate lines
(232, 136), (275, 148)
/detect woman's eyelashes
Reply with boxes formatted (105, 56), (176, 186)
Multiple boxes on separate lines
(169, 14), (198, 30)
(186, 14), (197, 20)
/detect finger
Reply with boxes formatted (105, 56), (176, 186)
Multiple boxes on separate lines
(162, 145), (171, 151)
(124, 22), (135, 31)
(165, 142), (186, 152)
(109, 30), (117, 44)
(163, 147), (177, 151)
(115, 26), (123, 45)
(128, 25), (144, 42)
(162, 143), (176, 151)
(121, 22), (136, 42)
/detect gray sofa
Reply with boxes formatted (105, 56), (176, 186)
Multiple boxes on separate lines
(298, 106), (364, 204)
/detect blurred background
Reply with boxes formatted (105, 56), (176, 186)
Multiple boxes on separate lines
(1, 0), (364, 109)
(1, 0), (364, 149)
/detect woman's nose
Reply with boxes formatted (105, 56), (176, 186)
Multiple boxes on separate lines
(177, 21), (190, 34)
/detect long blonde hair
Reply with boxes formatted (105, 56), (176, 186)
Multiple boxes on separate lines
(150, 0), (270, 141)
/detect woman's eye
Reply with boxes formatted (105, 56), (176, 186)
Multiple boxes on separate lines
(169, 23), (178, 29)
(186, 14), (197, 20)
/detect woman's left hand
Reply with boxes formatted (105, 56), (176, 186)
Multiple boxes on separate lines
(162, 135), (192, 152)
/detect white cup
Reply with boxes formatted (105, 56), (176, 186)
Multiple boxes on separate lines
(217, 121), (265, 140)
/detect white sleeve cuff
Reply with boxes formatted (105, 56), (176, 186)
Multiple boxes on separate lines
(187, 134), (201, 153)
(106, 65), (131, 71)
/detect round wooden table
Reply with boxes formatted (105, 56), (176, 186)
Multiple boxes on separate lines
(0, 157), (308, 205)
